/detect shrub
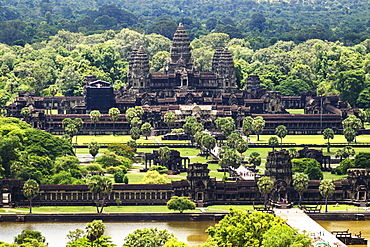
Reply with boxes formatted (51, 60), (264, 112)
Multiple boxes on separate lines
(114, 171), (125, 183)
(106, 166), (122, 174)
(149, 165), (169, 174)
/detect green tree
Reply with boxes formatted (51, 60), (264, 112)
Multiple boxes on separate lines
(219, 146), (242, 169)
(257, 176), (274, 206)
(262, 224), (311, 247)
(354, 152), (370, 168)
(20, 106), (31, 123)
(319, 179), (335, 212)
(226, 131), (241, 148)
(108, 107), (120, 135)
(235, 138), (248, 156)
(23, 179), (39, 213)
(215, 117), (235, 137)
(122, 228), (176, 247)
(141, 122), (153, 140)
(166, 196), (196, 213)
(292, 173), (309, 206)
(158, 146), (171, 167)
(343, 127), (356, 144)
(201, 133), (216, 159)
(288, 148), (299, 159)
(335, 70), (366, 107)
(14, 230), (47, 246)
(336, 146), (355, 162)
(164, 112), (176, 133)
(253, 116), (265, 141)
(275, 125), (287, 148)
(130, 126), (141, 140)
(88, 141), (100, 160)
(85, 220), (105, 244)
(268, 136), (279, 151)
(342, 115), (362, 142)
(322, 128), (334, 152)
(242, 116), (254, 139)
(292, 158), (323, 180)
(142, 170), (168, 184)
(248, 152), (261, 167)
(90, 110), (101, 136)
(183, 120), (204, 144)
(205, 209), (287, 247)
(87, 175), (113, 213)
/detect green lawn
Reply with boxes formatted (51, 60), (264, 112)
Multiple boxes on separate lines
(0, 206), (201, 214)
(286, 109), (305, 114)
(1, 203), (366, 214)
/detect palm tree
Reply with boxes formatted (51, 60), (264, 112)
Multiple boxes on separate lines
(275, 125), (287, 148)
(141, 122), (153, 140)
(242, 116), (254, 141)
(164, 112), (176, 133)
(90, 110), (101, 136)
(73, 118), (84, 146)
(88, 141), (100, 160)
(252, 116), (265, 141)
(343, 127), (356, 144)
(88, 176), (113, 213)
(319, 179), (335, 212)
(292, 173), (309, 206)
(268, 136), (279, 151)
(108, 107), (120, 135)
(21, 107), (31, 123)
(322, 128), (334, 153)
(158, 146), (171, 168)
(85, 220), (105, 244)
(23, 179), (39, 213)
(257, 176), (274, 207)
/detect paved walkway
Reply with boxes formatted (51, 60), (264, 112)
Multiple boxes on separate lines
(274, 208), (347, 247)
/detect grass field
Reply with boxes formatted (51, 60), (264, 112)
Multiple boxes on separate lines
(0, 204), (364, 214)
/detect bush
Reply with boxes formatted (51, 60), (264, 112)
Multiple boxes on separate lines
(123, 175), (129, 184)
(106, 166), (122, 174)
(149, 165), (169, 174)
(85, 163), (104, 172)
(95, 151), (133, 168)
(114, 171), (125, 183)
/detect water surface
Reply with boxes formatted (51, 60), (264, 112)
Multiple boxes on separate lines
(0, 221), (215, 246)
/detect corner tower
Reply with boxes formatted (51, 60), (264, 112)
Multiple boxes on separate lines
(127, 45), (150, 89)
(213, 47), (236, 89)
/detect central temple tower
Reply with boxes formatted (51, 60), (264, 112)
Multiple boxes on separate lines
(166, 23), (194, 74)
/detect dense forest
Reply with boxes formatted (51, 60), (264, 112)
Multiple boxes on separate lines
(0, 0), (370, 109)
(0, 0), (370, 46)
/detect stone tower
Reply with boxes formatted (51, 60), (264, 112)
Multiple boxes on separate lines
(211, 46), (224, 74)
(166, 23), (194, 75)
(214, 47), (236, 89)
(265, 149), (293, 201)
(127, 45), (150, 89)
(186, 163), (215, 207)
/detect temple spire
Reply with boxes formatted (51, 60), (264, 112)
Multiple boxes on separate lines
(128, 45), (150, 89)
(167, 23), (194, 74)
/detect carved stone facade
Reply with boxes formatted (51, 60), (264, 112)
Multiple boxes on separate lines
(264, 149), (293, 202)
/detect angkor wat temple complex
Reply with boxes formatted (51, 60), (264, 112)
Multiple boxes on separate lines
(7, 24), (356, 135)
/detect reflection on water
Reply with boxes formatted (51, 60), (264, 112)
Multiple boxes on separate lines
(318, 221), (369, 247)
(0, 221), (215, 247)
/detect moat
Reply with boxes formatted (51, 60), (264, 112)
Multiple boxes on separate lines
(0, 221), (215, 247)
(0, 220), (369, 246)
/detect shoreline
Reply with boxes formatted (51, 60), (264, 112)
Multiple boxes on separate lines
(1, 211), (370, 222)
